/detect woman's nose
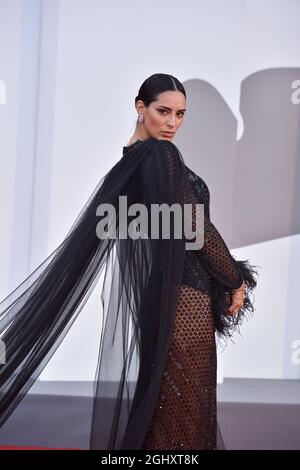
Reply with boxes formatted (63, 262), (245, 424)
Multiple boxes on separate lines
(166, 115), (176, 126)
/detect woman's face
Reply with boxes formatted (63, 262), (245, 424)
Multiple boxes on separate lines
(137, 90), (186, 141)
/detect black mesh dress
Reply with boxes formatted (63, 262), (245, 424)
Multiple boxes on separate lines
(123, 139), (255, 450)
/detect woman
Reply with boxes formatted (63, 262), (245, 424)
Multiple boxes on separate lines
(0, 73), (257, 450)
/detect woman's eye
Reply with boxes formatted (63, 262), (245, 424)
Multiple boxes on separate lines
(158, 110), (185, 117)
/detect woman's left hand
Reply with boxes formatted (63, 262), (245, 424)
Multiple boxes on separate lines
(227, 281), (245, 316)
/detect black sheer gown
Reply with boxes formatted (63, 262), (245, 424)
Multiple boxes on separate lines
(0, 137), (257, 450)
(123, 139), (255, 450)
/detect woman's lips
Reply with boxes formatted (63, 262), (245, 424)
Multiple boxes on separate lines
(162, 132), (174, 136)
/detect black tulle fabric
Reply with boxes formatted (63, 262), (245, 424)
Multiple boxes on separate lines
(0, 137), (258, 450)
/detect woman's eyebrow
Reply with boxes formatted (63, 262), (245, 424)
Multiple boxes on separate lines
(158, 105), (186, 112)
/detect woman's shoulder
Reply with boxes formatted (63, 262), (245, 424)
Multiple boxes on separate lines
(184, 164), (209, 190)
(184, 164), (210, 212)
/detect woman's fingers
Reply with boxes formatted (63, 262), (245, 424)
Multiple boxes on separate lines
(227, 289), (245, 315)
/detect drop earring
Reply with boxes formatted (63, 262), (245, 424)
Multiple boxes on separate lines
(138, 114), (144, 123)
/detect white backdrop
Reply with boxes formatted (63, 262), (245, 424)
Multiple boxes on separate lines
(0, 0), (300, 382)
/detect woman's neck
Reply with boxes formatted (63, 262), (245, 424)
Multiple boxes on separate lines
(127, 128), (150, 146)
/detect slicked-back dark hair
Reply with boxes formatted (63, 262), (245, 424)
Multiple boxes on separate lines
(135, 73), (186, 111)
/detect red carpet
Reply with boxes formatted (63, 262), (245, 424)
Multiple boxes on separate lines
(0, 445), (81, 450)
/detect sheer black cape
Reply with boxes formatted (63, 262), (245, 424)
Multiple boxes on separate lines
(0, 137), (258, 449)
